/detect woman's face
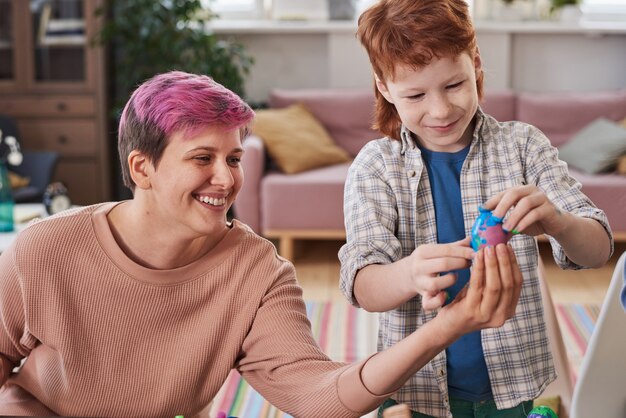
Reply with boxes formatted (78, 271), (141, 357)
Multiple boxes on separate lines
(143, 125), (244, 238)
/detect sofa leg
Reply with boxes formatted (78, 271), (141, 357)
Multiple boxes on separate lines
(279, 236), (295, 261)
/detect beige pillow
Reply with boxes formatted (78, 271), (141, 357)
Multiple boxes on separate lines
(252, 103), (351, 174)
(616, 155), (626, 175)
(8, 171), (30, 189)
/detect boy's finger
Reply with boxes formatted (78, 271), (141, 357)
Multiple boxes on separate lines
(422, 292), (447, 311)
(481, 191), (504, 211)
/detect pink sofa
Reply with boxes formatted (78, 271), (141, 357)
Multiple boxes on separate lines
(235, 88), (626, 260)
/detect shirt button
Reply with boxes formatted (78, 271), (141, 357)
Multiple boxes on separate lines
(408, 170), (416, 177)
(439, 368), (445, 377)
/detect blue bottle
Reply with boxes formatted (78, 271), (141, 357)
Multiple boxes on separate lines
(0, 162), (14, 232)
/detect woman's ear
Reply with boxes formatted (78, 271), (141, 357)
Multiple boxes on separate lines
(375, 74), (394, 104)
(128, 150), (152, 190)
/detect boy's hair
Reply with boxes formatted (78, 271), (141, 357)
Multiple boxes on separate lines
(357, 0), (484, 140)
(118, 71), (254, 192)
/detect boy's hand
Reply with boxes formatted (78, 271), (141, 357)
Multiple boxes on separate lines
(405, 238), (474, 311)
(439, 244), (522, 334)
(483, 185), (567, 237)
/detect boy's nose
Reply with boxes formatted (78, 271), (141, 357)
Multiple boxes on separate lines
(429, 95), (453, 119)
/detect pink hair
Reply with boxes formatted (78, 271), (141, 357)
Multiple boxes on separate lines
(117, 71), (254, 191)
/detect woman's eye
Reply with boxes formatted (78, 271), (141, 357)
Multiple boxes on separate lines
(228, 157), (241, 166)
(194, 156), (212, 163)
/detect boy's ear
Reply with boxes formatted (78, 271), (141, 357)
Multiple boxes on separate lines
(375, 74), (394, 104)
(474, 47), (482, 74)
(128, 150), (152, 190)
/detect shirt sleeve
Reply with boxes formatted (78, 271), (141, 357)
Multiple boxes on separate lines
(523, 126), (614, 269)
(236, 257), (390, 417)
(338, 143), (405, 306)
(0, 242), (33, 386)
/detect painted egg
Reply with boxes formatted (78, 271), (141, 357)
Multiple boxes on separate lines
(470, 206), (512, 251)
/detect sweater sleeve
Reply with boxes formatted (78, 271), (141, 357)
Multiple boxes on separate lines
(0, 243), (33, 386)
(236, 258), (389, 417)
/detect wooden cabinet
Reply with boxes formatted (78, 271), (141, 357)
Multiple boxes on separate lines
(0, 0), (110, 205)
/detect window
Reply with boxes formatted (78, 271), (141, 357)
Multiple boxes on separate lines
(582, 0), (626, 21)
(204, 0), (266, 19)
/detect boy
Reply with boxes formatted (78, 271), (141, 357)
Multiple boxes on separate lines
(0, 71), (523, 417)
(339, 1), (613, 417)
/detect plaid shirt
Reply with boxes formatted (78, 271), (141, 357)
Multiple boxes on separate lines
(339, 109), (613, 418)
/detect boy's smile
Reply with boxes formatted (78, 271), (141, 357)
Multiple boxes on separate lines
(376, 52), (481, 153)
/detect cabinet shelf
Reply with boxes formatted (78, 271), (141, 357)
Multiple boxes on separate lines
(0, 0), (110, 204)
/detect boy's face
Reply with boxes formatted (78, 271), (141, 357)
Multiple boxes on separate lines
(141, 125), (244, 237)
(376, 52), (481, 152)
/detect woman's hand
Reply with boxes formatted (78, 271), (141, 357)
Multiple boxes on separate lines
(439, 244), (523, 334)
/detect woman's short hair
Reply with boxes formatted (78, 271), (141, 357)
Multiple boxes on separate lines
(118, 71), (254, 191)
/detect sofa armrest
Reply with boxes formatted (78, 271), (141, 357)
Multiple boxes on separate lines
(233, 134), (265, 233)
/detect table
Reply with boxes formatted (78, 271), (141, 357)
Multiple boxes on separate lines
(0, 204), (48, 253)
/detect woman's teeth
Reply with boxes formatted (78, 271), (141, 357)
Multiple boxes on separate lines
(197, 195), (226, 206)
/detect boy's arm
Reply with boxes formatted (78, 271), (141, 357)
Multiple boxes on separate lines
(484, 128), (612, 269)
(486, 185), (611, 268)
(353, 239), (473, 312)
(339, 144), (473, 312)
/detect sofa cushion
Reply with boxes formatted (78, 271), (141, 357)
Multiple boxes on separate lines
(517, 90), (626, 147)
(480, 90), (516, 122)
(269, 89), (380, 157)
(252, 103), (351, 174)
(557, 118), (626, 174)
(261, 163), (350, 230)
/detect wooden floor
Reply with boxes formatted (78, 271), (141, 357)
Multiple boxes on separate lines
(290, 239), (626, 306)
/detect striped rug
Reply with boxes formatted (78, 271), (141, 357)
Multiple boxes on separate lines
(554, 303), (600, 384)
(211, 300), (379, 418)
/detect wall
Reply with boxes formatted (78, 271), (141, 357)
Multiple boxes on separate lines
(210, 20), (626, 103)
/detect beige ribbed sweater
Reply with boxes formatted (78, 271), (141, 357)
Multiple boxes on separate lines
(0, 203), (387, 417)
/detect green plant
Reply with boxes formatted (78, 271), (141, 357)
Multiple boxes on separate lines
(550, 0), (580, 12)
(93, 0), (254, 113)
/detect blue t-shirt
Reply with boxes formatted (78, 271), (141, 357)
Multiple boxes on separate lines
(420, 144), (493, 401)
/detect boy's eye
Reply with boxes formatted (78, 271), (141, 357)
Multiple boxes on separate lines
(407, 93), (425, 100)
(446, 81), (464, 89)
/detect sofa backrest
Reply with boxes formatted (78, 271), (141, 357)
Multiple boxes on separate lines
(480, 90), (517, 122)
(516, 90), (626, 147)
(269, 89), (380, 157)
(269, 88), (626, 152)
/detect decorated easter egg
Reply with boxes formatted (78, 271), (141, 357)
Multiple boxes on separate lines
(527, 405), (558, 418)
(470, 206), (512, 251)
